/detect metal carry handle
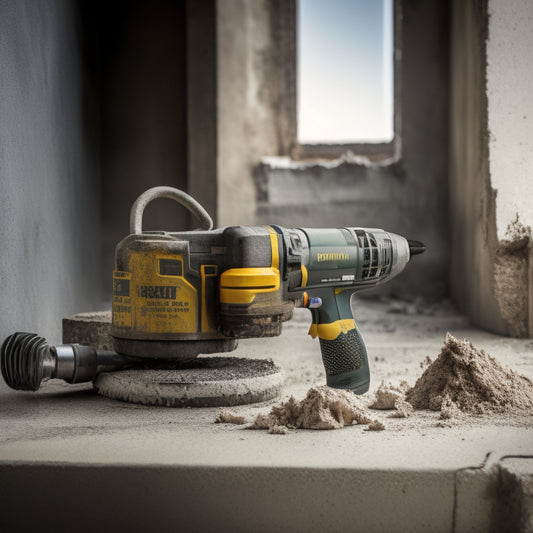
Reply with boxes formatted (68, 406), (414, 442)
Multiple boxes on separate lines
(130, 186), (214, 234)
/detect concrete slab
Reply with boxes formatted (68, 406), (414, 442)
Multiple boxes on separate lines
(1, 300), (532, 531)
(94, 358), (283, 407)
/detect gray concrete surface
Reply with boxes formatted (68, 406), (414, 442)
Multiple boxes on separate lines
(0, 0), (103, 345)
(1, 301), (532, 531)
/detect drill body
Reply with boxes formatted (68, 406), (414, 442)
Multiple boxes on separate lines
(111, 222), (420, 393)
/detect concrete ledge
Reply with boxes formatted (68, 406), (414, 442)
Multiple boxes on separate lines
(0, 464), (454, 533)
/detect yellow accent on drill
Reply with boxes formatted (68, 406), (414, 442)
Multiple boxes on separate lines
(220, 267), (280, 305)
(301, 265), (308, 288)
(308, 319), (356, 340)
(220, 227), (281, 305)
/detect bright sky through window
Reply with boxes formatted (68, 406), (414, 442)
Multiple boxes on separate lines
(298, 0), (394, 144)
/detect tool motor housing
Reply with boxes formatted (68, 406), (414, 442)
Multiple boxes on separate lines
(111, 223), (409, 360)
(111, 226), (293, 360)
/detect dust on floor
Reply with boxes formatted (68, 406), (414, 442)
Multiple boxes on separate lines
(216, 333), (533, 434)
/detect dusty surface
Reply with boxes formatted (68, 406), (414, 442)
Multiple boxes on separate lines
(0, 299), (532, 472)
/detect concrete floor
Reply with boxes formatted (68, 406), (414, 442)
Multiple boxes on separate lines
(1, 299), (532, 532)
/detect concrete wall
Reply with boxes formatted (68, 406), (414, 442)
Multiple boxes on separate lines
(98, 0), (189, 294)
(487, 0), (533, 242)
(0, 0), (103, 344)
(256, 0), (450, 300)
(449, 0), (533, 337)
(217, 0), (296, 227)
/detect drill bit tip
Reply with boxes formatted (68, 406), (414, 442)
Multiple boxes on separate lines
(408, 240), (425, 257)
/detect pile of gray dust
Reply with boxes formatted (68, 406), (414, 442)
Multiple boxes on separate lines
(406, 333), (533, 414)
(250, 385), (382, 431)
(217, 386), (384, 433)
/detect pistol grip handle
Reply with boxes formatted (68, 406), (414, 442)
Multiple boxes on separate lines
(318, 321), (369, 393)
(307, 289), (370, 394)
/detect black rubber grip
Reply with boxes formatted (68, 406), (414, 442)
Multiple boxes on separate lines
(319, 328), (370, 394)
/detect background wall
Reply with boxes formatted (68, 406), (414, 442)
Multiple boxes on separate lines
(256, 0), (450, 300)
(487, 0), (533, 242)
(93, 0), (189, 296)
(0, 0), (103, 344)
(2, 0), (530, 344)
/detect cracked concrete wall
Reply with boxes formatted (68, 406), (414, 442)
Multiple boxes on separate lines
(256, 0), (450, 300)
(0, 0), (103, 344)
(450, 0), (533, 337)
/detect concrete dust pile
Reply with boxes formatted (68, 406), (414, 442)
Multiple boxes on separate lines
(406, 333), (533, 414)
(250, 385), (380, 432)
(370, 381), (413, 418)
(215, 410), (246, 425)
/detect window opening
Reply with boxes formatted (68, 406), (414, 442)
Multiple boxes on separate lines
(297, 0), (394, 145)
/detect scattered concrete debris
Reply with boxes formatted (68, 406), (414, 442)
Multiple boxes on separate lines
(268, 425), (289, 435)
(365, 420), (386, 431)
(370, 381), (410, 410)
(407, 333), (533, 414)
(420, 356), (433, 369)
(439, 396), (463, 420)
(392, 398), (414, 418)
(249, 385), (375, 432)
(215, 410), (247, 425)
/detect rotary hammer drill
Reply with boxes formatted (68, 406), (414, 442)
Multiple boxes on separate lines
(1, 187), (424, 394)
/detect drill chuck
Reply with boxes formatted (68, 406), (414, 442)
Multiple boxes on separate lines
(0, 332), (135, 391)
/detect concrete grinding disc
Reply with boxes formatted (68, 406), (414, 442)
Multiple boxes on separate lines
(94, 357), (284, 407)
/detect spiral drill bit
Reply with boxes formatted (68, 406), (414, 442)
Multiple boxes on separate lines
(1, 332), (136, 391)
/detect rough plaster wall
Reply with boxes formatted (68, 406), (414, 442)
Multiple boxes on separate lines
(487, 0), (533, 241)
(0, 0), (102, 344)
(450, 0), (532, 337)
(487, 0), (533, 337)
(257, 0), (450, 300)
(217, 0), (295, 226)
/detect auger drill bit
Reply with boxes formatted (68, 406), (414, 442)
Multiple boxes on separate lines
(0, 332), (136, 391)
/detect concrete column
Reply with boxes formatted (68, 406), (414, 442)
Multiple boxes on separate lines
(216, 0), (296, 226)
(450, 0), (533, 337)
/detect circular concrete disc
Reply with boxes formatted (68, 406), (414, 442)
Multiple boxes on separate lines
(94, 357), (283, 407)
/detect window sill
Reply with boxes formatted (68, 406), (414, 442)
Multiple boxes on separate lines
(292, 141), (395, 163)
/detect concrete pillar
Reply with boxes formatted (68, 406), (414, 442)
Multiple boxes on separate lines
(450, 0), (533, 337)
(216, 0), (296, 226)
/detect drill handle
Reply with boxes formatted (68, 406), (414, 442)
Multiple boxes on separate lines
(307, 289), (370, 394)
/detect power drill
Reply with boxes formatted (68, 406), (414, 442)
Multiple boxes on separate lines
(110, 187), (425, 394)
(1, 186), (424, 394)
